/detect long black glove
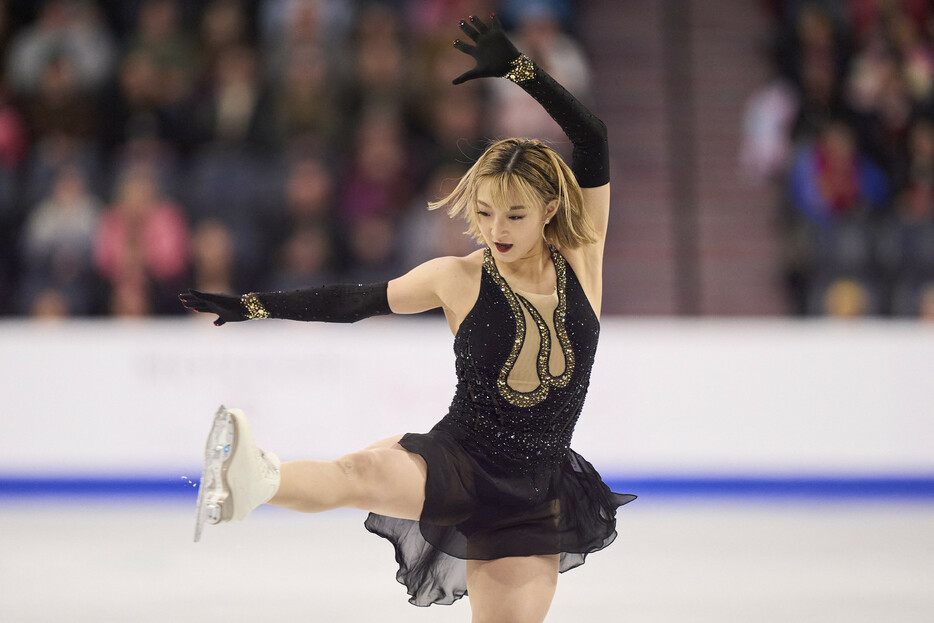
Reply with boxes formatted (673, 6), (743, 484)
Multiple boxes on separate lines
(179, 283), (392, 326)
(452, 14), (609, 188)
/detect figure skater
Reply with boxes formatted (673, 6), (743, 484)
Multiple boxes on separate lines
(180, 14), (635, 622)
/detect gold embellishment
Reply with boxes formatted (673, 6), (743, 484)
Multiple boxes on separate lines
(240, 293), (270, 319)
(483, 247), (575, 408)
(504, 54), (536, 84)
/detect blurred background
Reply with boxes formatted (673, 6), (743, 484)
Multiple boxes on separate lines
(1, 0), (933, 621)
(0, 0), (932, 319)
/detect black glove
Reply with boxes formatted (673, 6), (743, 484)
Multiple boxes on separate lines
(451, 13), (610, 188)
(179, 290), (245, 326)
(452, 14), (521, 84)
(179, 283), (392, 325)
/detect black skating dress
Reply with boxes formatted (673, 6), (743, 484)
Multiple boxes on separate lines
(365, 246), (635, 606)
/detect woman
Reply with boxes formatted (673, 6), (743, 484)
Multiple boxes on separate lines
(180, 14), (634, 622)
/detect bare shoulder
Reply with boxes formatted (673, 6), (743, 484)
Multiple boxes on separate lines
(415, 250), (483, 290)
(437, 249), (485, 313)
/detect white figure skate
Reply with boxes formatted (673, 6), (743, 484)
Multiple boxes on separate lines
(194, 405), (281, 542)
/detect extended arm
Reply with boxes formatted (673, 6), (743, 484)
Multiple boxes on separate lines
(179, 283), (392, 326)
(453, 14), (609, 189)
(179, 256), (468, 326)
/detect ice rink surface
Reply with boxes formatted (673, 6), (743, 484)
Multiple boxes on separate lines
(2, 497), (932, 622)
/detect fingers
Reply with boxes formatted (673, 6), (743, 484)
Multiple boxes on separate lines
(453, 38), (475, 56)
(469, 14), (489, 34)
(452, 70), (479, 85)
(458, 19), (480, 41)
(213, 317), (226, 327)
(178, 295), (201, 309)
(179, 290), (216, 314)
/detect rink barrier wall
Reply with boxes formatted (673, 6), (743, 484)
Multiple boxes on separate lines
(2, 318), (932, 500)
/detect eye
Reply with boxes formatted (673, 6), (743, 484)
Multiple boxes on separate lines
(476, 209), (490, 217)
(508, 215), (525, 221)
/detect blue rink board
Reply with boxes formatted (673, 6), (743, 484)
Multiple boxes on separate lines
(2, 475), (934, 500)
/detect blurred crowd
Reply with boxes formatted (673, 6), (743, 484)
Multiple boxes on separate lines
(744, 0), (934, 318)
(0, 0), (590, 318)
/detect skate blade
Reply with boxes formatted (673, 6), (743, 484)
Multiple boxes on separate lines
(193, 406), (235, 542)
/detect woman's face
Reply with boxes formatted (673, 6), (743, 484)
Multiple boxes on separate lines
(474, 179), (553, 263)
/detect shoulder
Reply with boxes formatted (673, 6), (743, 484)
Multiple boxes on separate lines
(412, 249), (484, 283)
(434, 249), (485, 297)
(387, 249), (486, 316)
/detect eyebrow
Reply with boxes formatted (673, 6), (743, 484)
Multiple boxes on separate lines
(476, 200), (527, 211)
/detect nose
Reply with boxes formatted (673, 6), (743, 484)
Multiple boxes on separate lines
(491, 215), (508, 239)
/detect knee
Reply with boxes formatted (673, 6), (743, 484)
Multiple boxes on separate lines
(335, 451), (376, 482)
(334, 451), (383, 508)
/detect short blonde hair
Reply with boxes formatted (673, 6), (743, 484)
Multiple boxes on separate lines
(428, 138), (598, 249)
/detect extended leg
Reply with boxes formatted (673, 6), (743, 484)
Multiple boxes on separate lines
(269, 435), (427, 520)
(466, 555), (559, 623)
(195, 408), (426, 543)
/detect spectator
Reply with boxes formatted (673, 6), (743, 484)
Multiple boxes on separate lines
(266, 223), (337, 291)
(17, 164), (102, 315)
(97, 49), (174, 157)
(197, 0), (252, 81)
(0, 83), (28, 169)
(918, 282), (934, 319)
(338, 104), (415, 226)
(189, 217), (237, 295)
(271, 41), (340, 148)
(4, 0), (116, 96)
(397, 162), (480, 269)
(421, 83), (486, 171)
(337, 4), (417, 146)
(740, 57), (800, 184)
(188, 42), (277, 151)
(342, 213), (403, 283)
(816, 276), (877, 316)
(259, 0), (351, 78)
(94, 163), (190, 314)
(261, 146), (343, 273)
(21, 48), (98, 144)
(125, 0), (198, 108)
(789, 120), (890, 227)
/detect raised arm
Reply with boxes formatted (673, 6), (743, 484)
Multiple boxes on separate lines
(452, 14), (610, 234)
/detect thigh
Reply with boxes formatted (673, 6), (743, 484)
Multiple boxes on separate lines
(363, 434), (405, 450)
(343, 442), (427, 521)
(466, 554), (559, 623)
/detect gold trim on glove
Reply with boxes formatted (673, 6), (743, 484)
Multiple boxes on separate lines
(504, 54), (536, 84)
(241, 293), (270, 319)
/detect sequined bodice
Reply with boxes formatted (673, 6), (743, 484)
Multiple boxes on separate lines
(434, 247), (600, 470)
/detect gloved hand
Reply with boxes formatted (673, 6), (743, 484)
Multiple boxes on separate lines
(178, 289), (245, 326)
(452, 14), (522, 85)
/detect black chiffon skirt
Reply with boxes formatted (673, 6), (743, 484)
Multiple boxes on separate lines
(363, 428), (636, 607)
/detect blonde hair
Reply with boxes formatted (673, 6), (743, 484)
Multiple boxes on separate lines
(428, 138), (598, 249)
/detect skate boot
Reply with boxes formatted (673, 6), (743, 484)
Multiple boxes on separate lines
(194, 405), (281, 542)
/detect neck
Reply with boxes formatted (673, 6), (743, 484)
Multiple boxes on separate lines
(495, 242), (552, 282)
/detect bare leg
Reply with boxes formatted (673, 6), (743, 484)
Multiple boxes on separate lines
(466, 555), (559, 623)
(268, 435), (427, 520)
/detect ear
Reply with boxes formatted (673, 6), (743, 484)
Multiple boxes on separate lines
(543, 198), (559, 223)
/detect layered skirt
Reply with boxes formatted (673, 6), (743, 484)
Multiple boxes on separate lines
(364, 428), (636, 606)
